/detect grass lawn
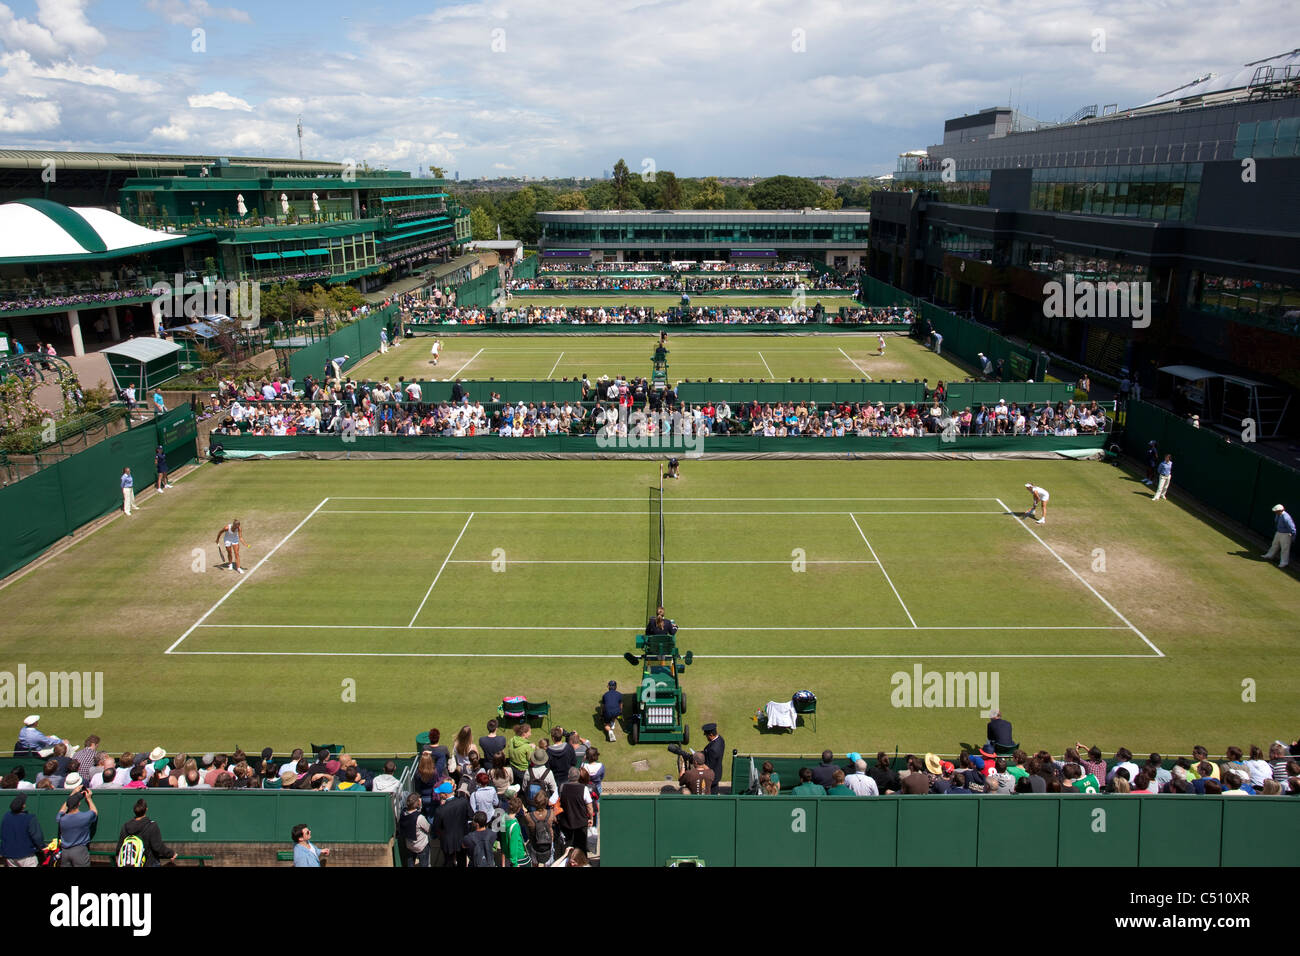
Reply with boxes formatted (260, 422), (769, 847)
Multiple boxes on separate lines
(2, 456), (1296, 784)
(353, 332), (971, 387)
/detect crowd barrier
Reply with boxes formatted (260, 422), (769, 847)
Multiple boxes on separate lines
(452, 270), (501, 309)
(599, 793), (1298, 867)
(1121, 400), (1300, 540)
(214, 432), (1107, 457)
(11, 788), (395, 845)
(286, 305), (399, 383)
(400, 380), (583, 404)
(514, 254), (539, 279)
(0, 404), (198, 579)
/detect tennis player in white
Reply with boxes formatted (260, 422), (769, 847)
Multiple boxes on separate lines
(1024, 482), (1049, 524)
(430, 339), (441, 366)
(877, 333), (887, 356)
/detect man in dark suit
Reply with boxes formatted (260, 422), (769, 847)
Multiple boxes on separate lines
(701, 723), (725, 795)
(810, 750), (837, 790)
(986, 711), (1017, 752)
(433, 783), (471, 867)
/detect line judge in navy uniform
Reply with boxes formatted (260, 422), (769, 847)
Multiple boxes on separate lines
(701, 724), (724, 795)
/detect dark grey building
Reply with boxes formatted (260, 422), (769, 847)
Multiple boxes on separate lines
(869, 50), (1300, 434)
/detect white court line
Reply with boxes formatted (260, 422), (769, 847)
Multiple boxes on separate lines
(164, 497), (330, 654)
(995, 497), (1165, 658)
(329, 497), (996, 501)
(837, 346), (872, 380)
(451, 347), (484, 377)
(408, 512), (474, 627)
(447, 559), (880, 565)
(546, 351), (565, 380)
(196, 624), (1129, 631)
(168, 651), (1160, 659)
(316, 510), (1007, 516)
(850, 513), (917, 628)
(758, 351), (774, 377)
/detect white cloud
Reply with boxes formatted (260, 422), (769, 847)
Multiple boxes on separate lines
(0, 0), (106, 60)
(0, 95), (59, 132)
(149, 120), (191, 141)
(146, 0), (252, 28)
(188, 91), (253, 111)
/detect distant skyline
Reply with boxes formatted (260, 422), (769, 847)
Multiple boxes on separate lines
(2, 0), (1299, 179)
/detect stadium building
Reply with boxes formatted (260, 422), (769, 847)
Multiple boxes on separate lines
(0, 149), (472, 355)
(868, 49), (1300, 434)
(537, 209), (871, 270)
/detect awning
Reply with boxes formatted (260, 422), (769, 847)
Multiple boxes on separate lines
(1157, 365), (1219, 381)
(251, 252), (281, 261)
(378, 193), (448, 202)
(304, 248), (330, 256)
(278, 250), (306, 258)
(102, 337), (183, 362)
(377, 223), (453, 243)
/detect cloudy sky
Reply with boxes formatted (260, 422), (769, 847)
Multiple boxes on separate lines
(2, 0), (1298, 178)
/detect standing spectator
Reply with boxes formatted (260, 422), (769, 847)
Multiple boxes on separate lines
(74, 736), (104, 778)
(421, 728), (451, 778)
(478, 719), (507, 767)
(56, 787), (97, 867)
(116, 799), (177, 866)
(1, 795), (45, 866)
(123, 383), (137, 417)
(155, 445), (172, 493)
(291, 823), (328, 866)
(702, 723), (725, 794)
(505, 724), (534, 783)
(546, 726), (575, 783)
(522, 791), (558, 866)
(558, 768), (594, 852)
(1152, 454), (1173, 501)
(1262, 504), (1295, 569)
(120, 466), (136, 516)
(501, 795), (530, 867)
(399, 794), (431, 867)
(433, 782), (471, 867)
(461, 811), (497, 868)
(452, 725), (479, 783)
(152, 389), (166, 416)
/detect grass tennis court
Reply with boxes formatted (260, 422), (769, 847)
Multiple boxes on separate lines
(354, 332), (970, 386)
(3, 457), (1297, 781)
(504, 294), (862, 311)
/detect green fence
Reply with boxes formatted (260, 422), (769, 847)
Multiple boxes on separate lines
(515, 254), (539, 279)
(14, 788), (394, 845)
(286, 305), (397, 382)
(600, 793), (1299, 867)
(453, 270), (501, 309)
(676, 381), (924, 405)
(1121, 400), (1300, 540)
(216, 432), (1106, 457)
(408, 380), (583, 404)
(942, 381), (1079, 410)
(858, 275), (1042, 379)
(0, 404), (198, 579)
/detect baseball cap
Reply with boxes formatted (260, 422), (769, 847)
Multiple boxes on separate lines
(1025, 482), (1034, 489)
(1273, 504), (1286, 512)
(434, 782), (454, 794)
(22, 715), (39, 726)
(846, 752), (862, 764)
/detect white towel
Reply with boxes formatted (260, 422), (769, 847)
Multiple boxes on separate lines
(765, 700), (797, 728)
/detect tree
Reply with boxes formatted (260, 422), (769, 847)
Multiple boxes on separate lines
(429, 166), (446, 178)
(470, 206), (495, 240)
(611, 158), (635, 210)
(656, 171), (684, 209)
(554, 190), (589, 210)
(749, 175), (827, 209)
(692, 176), (726, 209)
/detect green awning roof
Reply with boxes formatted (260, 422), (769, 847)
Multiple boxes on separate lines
(378, 193), (447, 202)
(384, 215), (448, 231)
(278, 250), (306, 258)
(304, 248), (330, 255)
(250, 251), (281, 260)
(377, 223), (453, 243)
(326, 263), (383, 284)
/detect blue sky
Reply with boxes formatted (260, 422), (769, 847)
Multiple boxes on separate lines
(2, 0), (1299, 178)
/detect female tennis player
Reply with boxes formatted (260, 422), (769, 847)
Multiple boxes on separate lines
(216, 519), (246, 573)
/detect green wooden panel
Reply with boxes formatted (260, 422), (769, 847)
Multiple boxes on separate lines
(976, 796), (1060, 866)
(897, 797), (979, 865)
(654, 796), (736, 866)
(815, 797), (898, 867)
(600, 796), (657, 867)
(1138, 797), (1222, 867)
(1220, 798), (1300, 866)
(731, 382), (758, 404)
(735, 798), (817, 866)
(1058, 796), (1140, 867)
(809, 382), (837, 404)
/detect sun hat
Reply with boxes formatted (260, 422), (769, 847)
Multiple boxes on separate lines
(1273, 504), (1286, 512)
(924, 753), (943, 775)
(530, 749), (549, 767)
(149, 747), (166, 762)
(63, 772), (82, 789)
(22, 715), (39, 726)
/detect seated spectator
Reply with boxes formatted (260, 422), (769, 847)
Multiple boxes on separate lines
(791, 767), (826, 796)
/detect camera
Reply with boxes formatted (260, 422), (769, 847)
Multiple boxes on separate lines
(667, 743), (695, 758)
